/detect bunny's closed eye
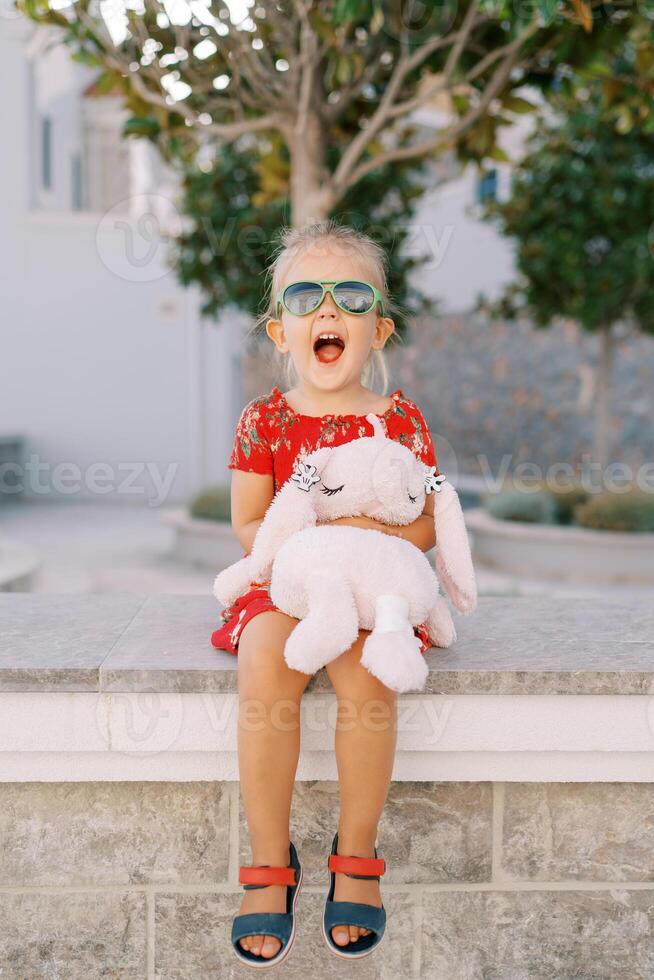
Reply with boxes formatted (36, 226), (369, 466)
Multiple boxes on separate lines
(320, 483), (345, 496)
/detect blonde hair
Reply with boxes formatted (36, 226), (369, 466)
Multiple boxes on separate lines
(249, 220), (403, 394)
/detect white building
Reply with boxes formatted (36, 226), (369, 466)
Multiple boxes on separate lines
(408, 91), (538, 315)
(0, 19), (243, 506)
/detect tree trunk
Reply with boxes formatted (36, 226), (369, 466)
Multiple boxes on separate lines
(595, 323), (614, 474)
(287, 112), (333, 227)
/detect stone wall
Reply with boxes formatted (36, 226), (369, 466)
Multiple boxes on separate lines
(241, 314), (654, 480)
(2, 779), (654, 978)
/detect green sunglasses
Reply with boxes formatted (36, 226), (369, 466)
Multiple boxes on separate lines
(275, 280), (386, 318)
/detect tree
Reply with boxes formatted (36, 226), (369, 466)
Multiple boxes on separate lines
(174, 130), (441, 332)
(478, 23), (654, 471)
(20, 0), (643, 228)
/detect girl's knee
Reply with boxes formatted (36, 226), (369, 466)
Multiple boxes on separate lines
(237, 611), (311, 697)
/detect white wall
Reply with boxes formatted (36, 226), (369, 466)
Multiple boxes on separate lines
(409, 99), (538, 314)
(0, 21), (242, 506)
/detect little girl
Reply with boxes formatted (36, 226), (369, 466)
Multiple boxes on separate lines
(211, 220), (441, 967)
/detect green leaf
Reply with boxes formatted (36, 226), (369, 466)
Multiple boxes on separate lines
(123, 116), (161, 139)
(333, 0), (362, 23)
(581, 60), (614, 78)
(370, 7), (384, 33)
(535, 0), (558, 24)
(69, 48), (100, 66)
(636, 47), (654, 76)
(615, 105), (634, 134)
(452, 93), (470, 115)
(335, 56), (352, 86)
(502, 95), (538, 114)
(91, 71), (121, 96)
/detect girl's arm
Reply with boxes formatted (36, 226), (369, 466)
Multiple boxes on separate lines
(379, 514), (435, 551)
(319, 492), (436, 553)
(380, 490), (436, 551)
(230, 469), (274, 554)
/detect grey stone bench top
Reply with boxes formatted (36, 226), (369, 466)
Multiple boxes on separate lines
(0, 593), (652, 696)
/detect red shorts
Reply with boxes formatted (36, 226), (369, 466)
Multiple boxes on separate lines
(211, 580), (432, 655)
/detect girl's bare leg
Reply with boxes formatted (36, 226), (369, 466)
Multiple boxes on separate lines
(324, 628), (398, 947)
(236, 610), (314, 959)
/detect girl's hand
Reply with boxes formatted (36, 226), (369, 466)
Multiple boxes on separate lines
(316, 515), (391, 533)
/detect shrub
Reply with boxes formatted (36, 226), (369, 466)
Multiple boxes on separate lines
(189, 485), (231, 522)
(547, 484), (589, 524)
(574, 490), (654, 532)
(482, 488), (558, 524)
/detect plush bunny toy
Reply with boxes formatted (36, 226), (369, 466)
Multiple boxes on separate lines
(214, 414), (477, 693)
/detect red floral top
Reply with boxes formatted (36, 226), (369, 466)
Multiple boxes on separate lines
(228, 386), (440, 494)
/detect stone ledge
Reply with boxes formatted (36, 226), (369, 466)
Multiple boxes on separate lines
(1, 594), (654, 784)
(0, 593), (652, 696)
(467, 508), (654, 585)
(2, 692), (654, 782)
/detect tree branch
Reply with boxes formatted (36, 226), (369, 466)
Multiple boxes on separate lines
(330, 17), (487, 195)
(337, 14), (540, 191)
(75, 3), (289, 139)
(322, 54), (388, 123)
(387, 29), (535, 121)
(294, 0), (317, 138)
(225, 19), (291, 109)
(443, 0), (483, 76)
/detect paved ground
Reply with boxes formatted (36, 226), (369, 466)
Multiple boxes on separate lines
(0, 501), (211, 594)
(1, 500), (650, 598)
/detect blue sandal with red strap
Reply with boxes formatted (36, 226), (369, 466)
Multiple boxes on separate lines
(231, 840), (303, 969)
(322, 831), (387, 958)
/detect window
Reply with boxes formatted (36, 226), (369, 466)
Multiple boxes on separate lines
(71, 152), (83, 210)
(82, 103), (131, 213)
(477, 168), (497, 205)
(41, 115), (52, 189)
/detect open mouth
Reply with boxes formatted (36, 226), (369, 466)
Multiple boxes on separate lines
(313, 334), (346, 364)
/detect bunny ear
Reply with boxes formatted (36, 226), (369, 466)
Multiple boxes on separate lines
(249, 480), (317, 581)
(248, 447), (331, 581)
(365, 413), (387, 439)
(432, 478), (477, 614)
